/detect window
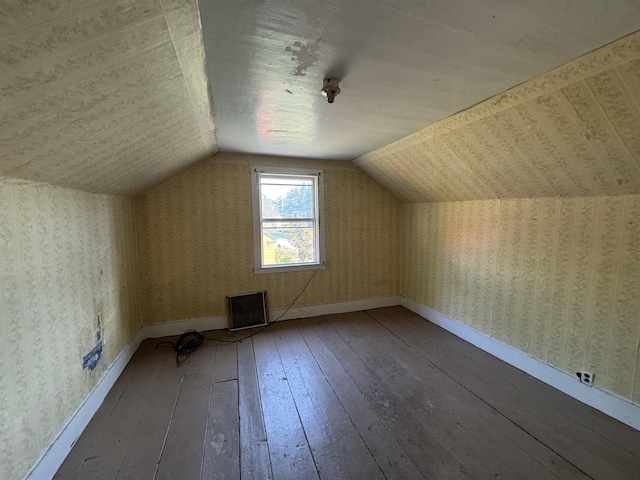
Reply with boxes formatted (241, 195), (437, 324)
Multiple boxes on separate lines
(252, 166), (325, 272)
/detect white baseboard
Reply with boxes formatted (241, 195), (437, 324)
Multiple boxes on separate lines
(141, 295), (403, 338)
(142, 315), (228, 338)
(26, 327), (147, 480)
(27, 295), (403, 479)
(271, 295), (403, 322)
(401, 297), (640, 431)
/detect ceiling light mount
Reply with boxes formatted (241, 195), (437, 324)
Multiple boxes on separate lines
(321, 78), (341, 103)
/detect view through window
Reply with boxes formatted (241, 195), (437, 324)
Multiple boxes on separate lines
(252, 167), (324, 271)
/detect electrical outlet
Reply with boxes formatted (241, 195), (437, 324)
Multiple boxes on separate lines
(576, 370), (594, 386)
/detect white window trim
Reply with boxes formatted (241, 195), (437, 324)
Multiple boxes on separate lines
(251, 166), (326, 274)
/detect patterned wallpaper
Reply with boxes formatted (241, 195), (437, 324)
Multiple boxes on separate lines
(136, 153), (402, 324)
(0, 0), (217, 196)
(355, 31), (640, 202)
(0, 178), (140, 480)
(402, 195), (640, 403)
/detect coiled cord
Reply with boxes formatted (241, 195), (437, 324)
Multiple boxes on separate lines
(155, 269), (319, 364)
(155, 330), (205, 364)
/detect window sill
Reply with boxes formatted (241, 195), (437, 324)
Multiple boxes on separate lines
(253, 262), (326, 274)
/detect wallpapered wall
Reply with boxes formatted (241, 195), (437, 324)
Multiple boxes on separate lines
(136, 153), (402, 324)
(1, 0), (217, 196)
(402, 195), (640, 403)
(0, 178), (140, 480)
(355, 31), (640, 202)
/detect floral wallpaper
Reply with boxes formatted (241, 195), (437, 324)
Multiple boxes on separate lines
(402, 195), (640, 403)
(0, 0), (216, 196)
(0, 178), (140, 480)
(356, 31), (640, 202)
(135, 153), (403, 324)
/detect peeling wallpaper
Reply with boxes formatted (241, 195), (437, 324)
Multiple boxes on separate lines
(0, 0), (216, 196)
(355, 31), (640, 202)
(0, 178), (140, 480)
(402, 195), (640, 403)
(136, 153), (402, 324)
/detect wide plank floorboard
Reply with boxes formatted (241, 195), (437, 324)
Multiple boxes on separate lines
(285, 318), (424, 479)
(373, 306), (640, 479)
(310, 315), (477, 479)
(237, 328), (274, 480)
(115, 342), (186, 480)
(56, 307), (640, 479)
(202, 332), (239, 480)
(272, 321), (386, 480)
(329, 311), (583, 480)
(154, 341), (216, 480)
(252, 326), (319, 480)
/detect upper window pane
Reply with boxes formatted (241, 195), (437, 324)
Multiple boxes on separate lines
(260, 176), (314, 219)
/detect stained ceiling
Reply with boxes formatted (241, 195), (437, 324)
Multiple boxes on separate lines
(199, 0), (640, 160)
(0, 0), (216, 196)
(1, 1), (639, 198)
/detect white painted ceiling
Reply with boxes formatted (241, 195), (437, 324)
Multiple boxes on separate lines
(199, 0), (640, 160)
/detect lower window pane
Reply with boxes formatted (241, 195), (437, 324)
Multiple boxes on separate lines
(262, 225), (315, 265)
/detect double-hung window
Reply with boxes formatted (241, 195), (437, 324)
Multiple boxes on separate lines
(251, 166), (325, 273)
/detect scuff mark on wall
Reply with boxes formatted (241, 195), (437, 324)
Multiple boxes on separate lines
(285, 38), (321, 76)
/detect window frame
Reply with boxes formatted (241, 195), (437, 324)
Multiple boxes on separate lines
(251, 166), (326, 274)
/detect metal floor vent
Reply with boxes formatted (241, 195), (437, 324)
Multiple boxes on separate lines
(227, 291), (269, 331)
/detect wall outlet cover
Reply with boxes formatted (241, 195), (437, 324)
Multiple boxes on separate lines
(578, 370), (594, 386)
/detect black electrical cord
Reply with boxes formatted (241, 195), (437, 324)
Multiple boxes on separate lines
(156, 268), (319, 363)
(273, 267), (319, 322)
(155, 329), (205, 364)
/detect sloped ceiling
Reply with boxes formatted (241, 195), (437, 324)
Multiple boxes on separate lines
(199, 0), (640, 161)
(354, 32), (640, 202)
(1, 1), (639, 199)
(0, 0), (216, 196)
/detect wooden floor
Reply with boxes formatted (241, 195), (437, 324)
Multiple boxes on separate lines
(55, 307), (640, 480)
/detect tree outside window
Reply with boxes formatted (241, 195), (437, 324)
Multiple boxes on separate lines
(252, 167), (325, 273)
